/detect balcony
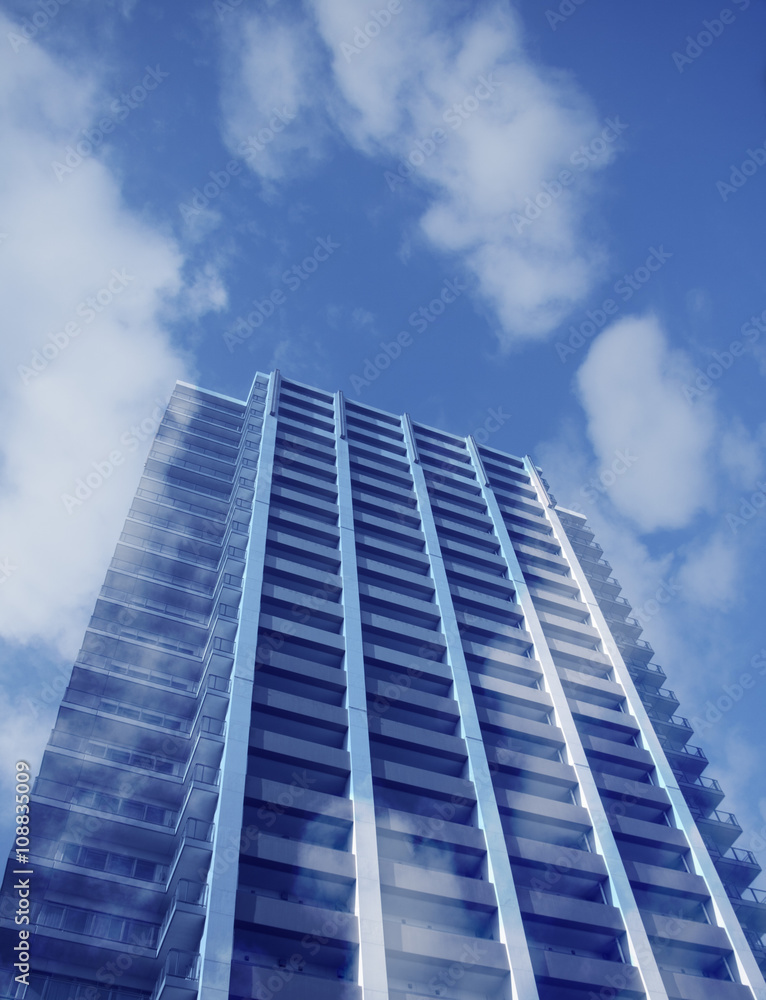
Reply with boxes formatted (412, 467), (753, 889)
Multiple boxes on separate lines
(48, 718), (225, 786)
(647, 713), (693, 744)
(167, 818), (215, 884)
(157, 879), (208, 951)
(75, 649), (231, 698)
(34, 900), (159, 951)
(627, 660), (666, 689)
(151, 949), (201, 1000)
(743, 930), (766, 970)
(616, 635), (654, 664)
(658, 736), (708, 775)
(88, 613), (204, 658)
(724, 884), (766, 932)
(135, 483), (228, 522)
(604, 614), (643, 641)
(98, 585), (229, 628)
(576, 540), (603, 555)
(706, 843), (762, 887)
(689, 806), (743, 852)
(590, 576), (622, 598)
(634, 683), (680, 716)
(674, 771), (725, 812)
(110, 554), (216, 595)
(597, 593), (631, 614)
(581, 556), (613, 579)
(119, 528), (219, 570)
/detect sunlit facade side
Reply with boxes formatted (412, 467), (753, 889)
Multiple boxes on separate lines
(2, 370), (766, 1000)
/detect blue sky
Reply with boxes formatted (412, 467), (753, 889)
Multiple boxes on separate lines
(1, 0), (765, 868)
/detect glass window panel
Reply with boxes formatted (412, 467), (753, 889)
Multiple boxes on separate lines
(144, 805), (166, 825)
(62, 908), (88, 934)
(106, 854), (133, 877)
(82, 849), (107, 870)
(39, 905), (64, 928)
(133, 860), (157, 882)
(98, 793), (120, 813)
(120, 800), (143, 820)
(61, 843), (79, 864)
(116, 705), (140, 721)
(127, 920), (156, 947)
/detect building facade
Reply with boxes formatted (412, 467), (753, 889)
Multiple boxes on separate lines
(2, 370), (766, 1000)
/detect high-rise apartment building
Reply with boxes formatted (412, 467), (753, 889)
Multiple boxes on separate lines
(2, 370), (766, 1000)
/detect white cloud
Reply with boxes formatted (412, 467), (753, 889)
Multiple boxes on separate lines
(183, 262), (229, 317)
(220, 0), (621, 346)
(0, 16), (220, 656)
(219, 11), (327, 184)
(719, 419), (766, 490)
(576, 314), (718, 532)
(536, 428), (677, 618)
(675, 532), (739, 608)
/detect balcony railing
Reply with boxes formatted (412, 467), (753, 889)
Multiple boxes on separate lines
(157, 880), (208, 944)
(628, 660), (666, 677)
(664, 714), (692, 730)
(691, 807), (740, 827)
(76, 650), (231, 697)
(119, 530), (219, 570)
(34, 900), (159, 949)
(168, 396), (243, 431)
(636, 683), (678, 701)
(675, 772), (722, 792)
(577, 541), (603, 553)
(658, 736), (706, 759)
(88, 614), (203, 657)
(725, 884), (766, 904)
(744, 930), (766, 956)
(605, 611), (641, 629)
(154, 430), (239, 465)
(172, 386), (249, 419)
(99, 586), (210, 625)
(593, 576), (621, 589)
(589, 557), (611, 568)
(88, 697), (192, 733)
(109, 556), (215, 596)
(150, 949), (201, 1000)
(150, 467), (232, 502)
(150, 448), (235, 485)
(50, 731), (180, 776)
(618, 636), (652, 651)
(598, 593), (631, 607)
(59, 841), (168, 884)
(50, 720), (224, 779)
(136, 485), (227, 522)
(168, 818), (215, 879)
(706, 842), (759, 866)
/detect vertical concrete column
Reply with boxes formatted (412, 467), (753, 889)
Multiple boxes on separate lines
(463, 439), (669, 1000)
(335, 391), (390, 1000)
(197, 373), (280, 998)
(402, 416), (540, 1000)
(523, 457), (766, 999)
